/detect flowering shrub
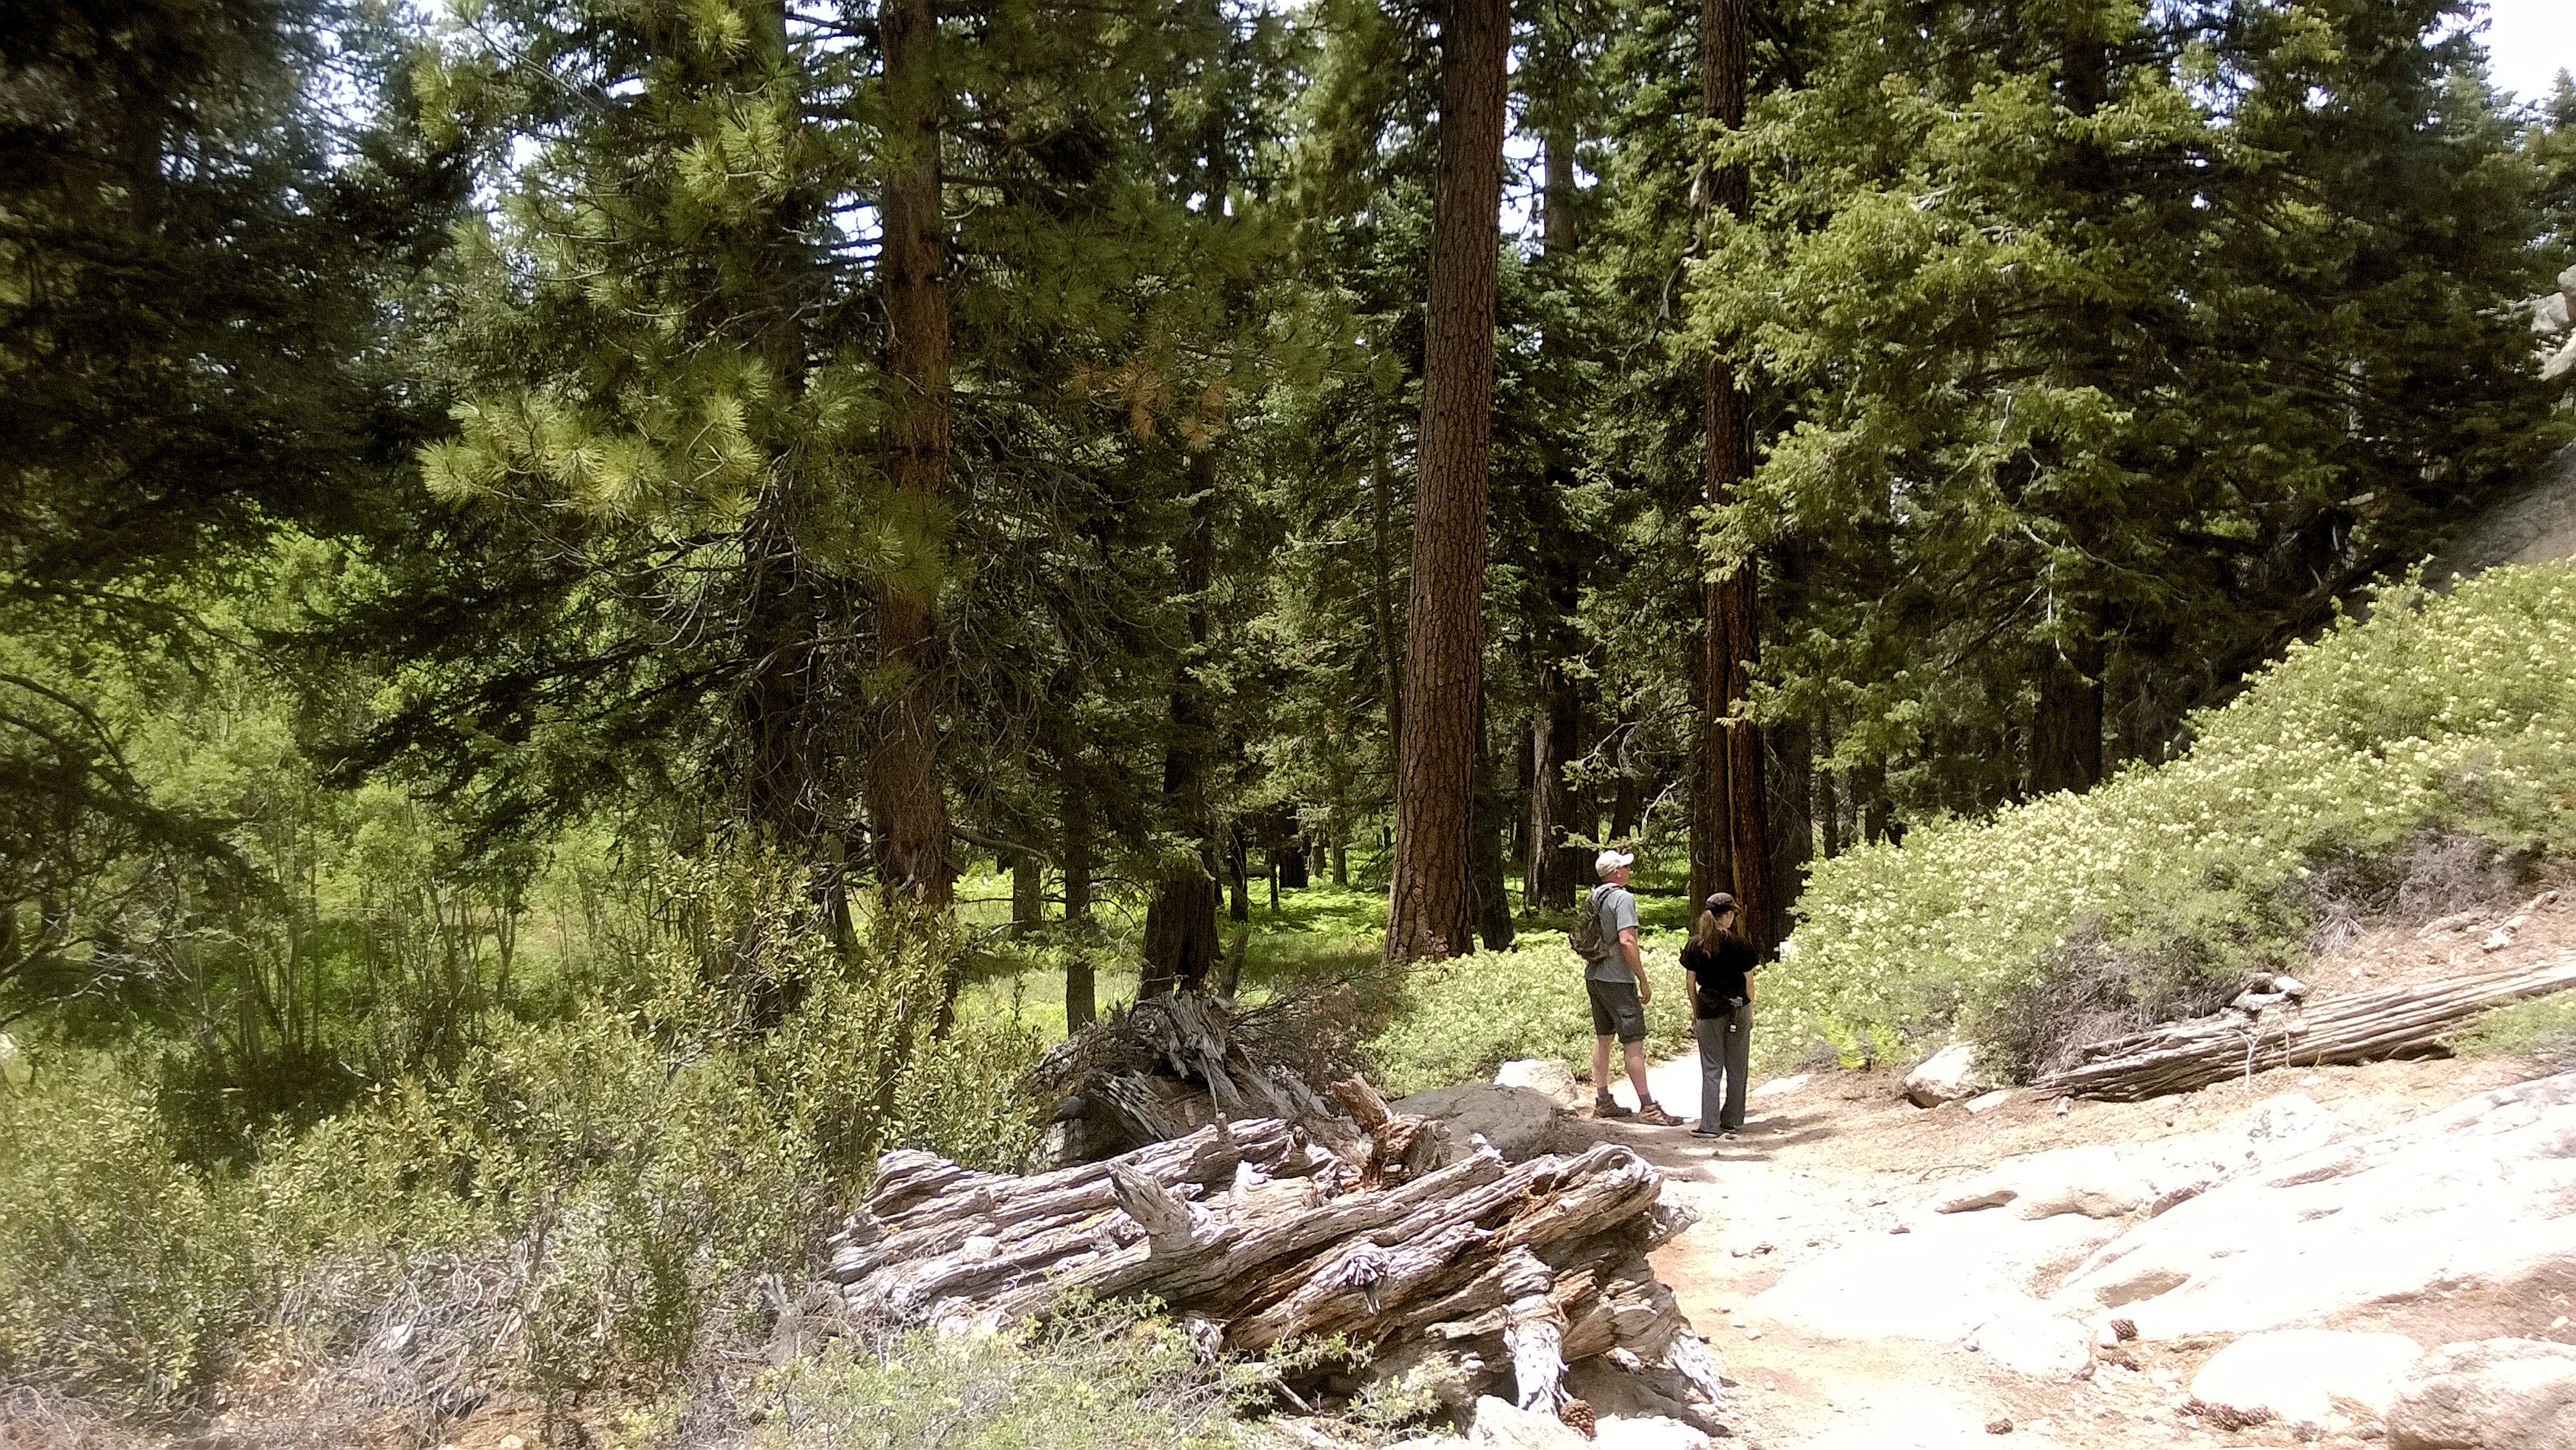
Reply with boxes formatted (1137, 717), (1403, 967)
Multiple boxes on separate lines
(1776, 565), (2576, 1073)
(1367, 937), (1697, 1097)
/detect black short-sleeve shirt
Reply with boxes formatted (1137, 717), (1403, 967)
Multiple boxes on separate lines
(1680, 930), (1758, 1015)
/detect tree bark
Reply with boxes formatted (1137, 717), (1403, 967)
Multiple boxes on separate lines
(1385, 0), (1507, 966)
(868, 0), (954, 907)
(1527, 113), (1587, 914)
(1471, 694), (1515, 950)
(1815, 713), (1842, 859)
(1854, 756), (1888, 844)
(1058, 729), (1097, 1029)
(1144, 446), (1224, 995)
(2031, 634), (2105, 796)
(1770, 714), (1812, 924)
(1369, 436), (1403, 787)
(1693, 0), (1778, 956)
(1012, 850), (1042, 935)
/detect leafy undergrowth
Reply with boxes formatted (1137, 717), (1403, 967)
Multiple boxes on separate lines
(1366, 937), (1698, 1098)
(1778, 564), (2576, 1077)
(0, 882), (1043, 1423)
(2456, 991), (2576, 1068)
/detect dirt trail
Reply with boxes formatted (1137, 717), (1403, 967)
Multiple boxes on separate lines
(1567, 1042), (2547, 1449)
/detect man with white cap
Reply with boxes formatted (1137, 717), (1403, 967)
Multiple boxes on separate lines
(1582, 848), (1677, 1124)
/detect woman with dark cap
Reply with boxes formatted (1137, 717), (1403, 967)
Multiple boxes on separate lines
(1681, 892), (1758, 1138)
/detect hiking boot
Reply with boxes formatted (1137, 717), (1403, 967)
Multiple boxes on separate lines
(1634, 1103), (1680, 1127)
(1593, 1097), (1633, 1119)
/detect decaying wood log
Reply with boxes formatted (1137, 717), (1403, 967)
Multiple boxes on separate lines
(2039, 956), (2576, 1101)
(1029, 988), (1366, 1167)
(822, 1117), (1723, 1425)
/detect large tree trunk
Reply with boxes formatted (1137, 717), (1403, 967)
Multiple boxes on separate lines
(1142, 113), (1234, 996)
(1527, 116), (1588, 914)
(1012, 849), (1042, 935)
(2031, 634), (2105, 796)
(868, 0), (954, 907)
(1385, 0), (1507, 966)
(1143, 450), (1224, 995)
(1692, 0), (1778, 956)
(1770, 714), (1812, 925)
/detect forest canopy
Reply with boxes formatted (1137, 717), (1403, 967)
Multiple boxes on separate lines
(3, 0), (2569, 1028)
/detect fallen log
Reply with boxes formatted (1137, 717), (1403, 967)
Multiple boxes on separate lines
(1028, 988), (1366, 1167)
(823, 1117), (1724, 1425)
(2037, 956), (2576, 1101)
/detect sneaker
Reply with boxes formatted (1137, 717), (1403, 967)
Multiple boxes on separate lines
(1593, 1098), (1634, 1119)
(1634, 1103), (1680, 1127)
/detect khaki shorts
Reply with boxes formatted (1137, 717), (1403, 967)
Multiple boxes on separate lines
(1586, 978), (1647, 1043)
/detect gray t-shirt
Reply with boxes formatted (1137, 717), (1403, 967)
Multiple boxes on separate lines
(1584, 884), (1640, 983)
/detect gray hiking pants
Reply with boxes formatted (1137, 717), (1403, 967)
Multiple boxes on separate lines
(1696, 1002), (1752, 1131)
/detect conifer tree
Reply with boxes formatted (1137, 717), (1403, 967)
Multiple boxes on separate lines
(1386, 0), (1509, 964)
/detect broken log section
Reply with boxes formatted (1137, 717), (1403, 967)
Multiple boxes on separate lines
(824, 1116), (1724, 1422)
(2039, 956), (2576, 1101)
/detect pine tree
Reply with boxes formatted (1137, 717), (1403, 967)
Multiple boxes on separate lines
(1385, 0), (1509, 964)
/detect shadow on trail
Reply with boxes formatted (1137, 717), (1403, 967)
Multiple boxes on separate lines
(1566, 1108), (1841, 1168)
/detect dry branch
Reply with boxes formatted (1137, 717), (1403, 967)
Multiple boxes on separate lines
(1028, 989), (1365, 1167)
(2038, 956), (2576, 1101)
(822, 1117), (1722, 1423)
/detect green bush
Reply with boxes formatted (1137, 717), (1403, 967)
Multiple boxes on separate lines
(2453, 993), (2576, 1064)
(1366, 937), (1697, 1097)
(737, 1307), (1261, 1450)
(1777, 564), (2576, 1074)
(0, 861), (1046, 1417)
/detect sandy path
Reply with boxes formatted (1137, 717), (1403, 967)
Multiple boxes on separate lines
(1559, 1046), (2543, 1449)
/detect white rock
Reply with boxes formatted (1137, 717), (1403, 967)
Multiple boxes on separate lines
(1469, 1396), (1588, 1450)
(2388, 1338), (2576, 1450)
(1392, 1084), (1569, 1164)
(1387, 1440), (1471, 1450)
(1903, 1043), (1995, 1108)
(1493, 1058), (1583, 1108)
(1591, 1414), (1711, 1450)
(2547, 332), (2576, 383)
(1965, 1310), (2094, 1380)
(2187, 1330), (2422, 1429)
(0, 1032), (23, 1087)
(2537, 291), (2572, 336)
(1931, 1094), (2337, 1221)
(2055, 1073), (2576, 1340)
(1965, 1089), (2014, 1114)
(1749, 1072), (1811, 1101)
(2562, 261), (2576, 299)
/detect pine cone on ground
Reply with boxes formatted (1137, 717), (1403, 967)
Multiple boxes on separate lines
(1558, 1398), (1598, 1440)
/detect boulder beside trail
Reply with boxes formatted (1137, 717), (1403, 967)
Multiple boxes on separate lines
(1494, 1058), (1585, 1109)
(2054, 1072), (2576, 1340)
(1392, 1082), (1571, 1163)
(1903, 1043), (1995, 1107)
(2187, 1330), (2422, 1432)
(2387, 1338), (2576, 1450)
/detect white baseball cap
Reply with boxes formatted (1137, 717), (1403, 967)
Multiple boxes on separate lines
(1594, 848), (1634, 877)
